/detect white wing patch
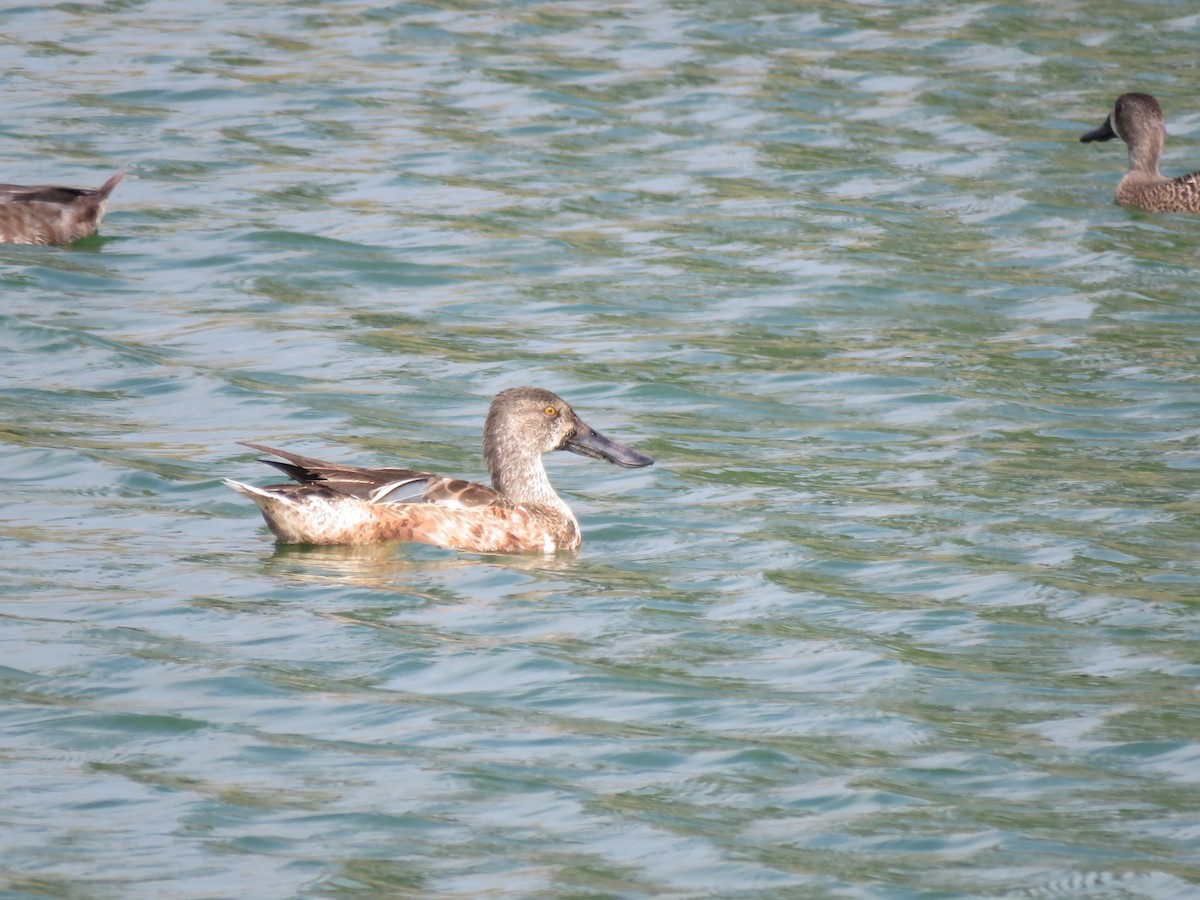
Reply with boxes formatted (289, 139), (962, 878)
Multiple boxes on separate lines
(369, 477), (431, 505)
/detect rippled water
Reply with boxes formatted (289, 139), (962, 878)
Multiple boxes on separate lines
(2, 1), (1199, 897)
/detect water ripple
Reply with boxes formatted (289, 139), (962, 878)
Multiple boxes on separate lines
(2, 0), (1199, 896)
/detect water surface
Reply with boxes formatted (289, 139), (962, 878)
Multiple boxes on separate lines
(2, 1), (1198, 897)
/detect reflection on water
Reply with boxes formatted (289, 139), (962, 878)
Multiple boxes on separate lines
(257, 540), (586, 595)
(2, 0), (1199, 896)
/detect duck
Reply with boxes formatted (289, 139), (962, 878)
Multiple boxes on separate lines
(1080, 92), (1200, 213)
(225, 386), (654, 553)
(0, 171), (123, 244)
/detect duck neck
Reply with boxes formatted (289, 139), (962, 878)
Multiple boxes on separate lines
(1127, 131), (1164, 179)
(486, 436), (569, 513)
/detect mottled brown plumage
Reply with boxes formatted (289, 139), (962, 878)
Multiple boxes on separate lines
(225, 387), (653, 553)
(0, 172), (123, 244)
(1080, 93), (1200, 213)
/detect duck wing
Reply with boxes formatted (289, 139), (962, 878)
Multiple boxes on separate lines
(240, 442), (508, 510)
(0, 185), (92, 204)
(0, 172), (123, 205)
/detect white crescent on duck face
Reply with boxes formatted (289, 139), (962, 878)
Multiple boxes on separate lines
(0, 172), (123, 244)
(225, 386), (653, 553)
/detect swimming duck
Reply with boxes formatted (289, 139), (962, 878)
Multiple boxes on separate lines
(225, 386), (653, 552)
(0, 171), (123, 244)
(1080, 92), (1200, 213)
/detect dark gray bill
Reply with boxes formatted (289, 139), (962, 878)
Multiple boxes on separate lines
(564, 423), (653, 468)
(1080, 115), (1116, 143)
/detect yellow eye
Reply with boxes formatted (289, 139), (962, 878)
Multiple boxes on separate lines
(544, 406), (557, 416)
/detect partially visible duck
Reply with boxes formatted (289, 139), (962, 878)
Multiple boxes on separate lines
(225, 386), (654, 553)
(0, 171), (123, 244)
(1080, 92), (1200, 213)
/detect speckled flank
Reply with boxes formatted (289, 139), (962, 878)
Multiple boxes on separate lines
(226, 387), (649, 553)
(0, 172), (123, 244)
(1081, 93), (1200, 214)
(1115, 171), (1200, 213)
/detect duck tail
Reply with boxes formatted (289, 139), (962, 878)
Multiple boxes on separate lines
(96, 172), (124, 198)
(223, 478), (288, 507)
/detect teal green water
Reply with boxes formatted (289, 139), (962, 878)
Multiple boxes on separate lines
(2, 2), (1199, 897)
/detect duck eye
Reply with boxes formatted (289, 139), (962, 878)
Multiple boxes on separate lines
(544, 406), (558, 417)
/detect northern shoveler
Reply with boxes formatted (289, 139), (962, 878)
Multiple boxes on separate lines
(0, 171), (123, 244)
(1080, 93), (1200, 213)
(225, 386), (653, 553)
